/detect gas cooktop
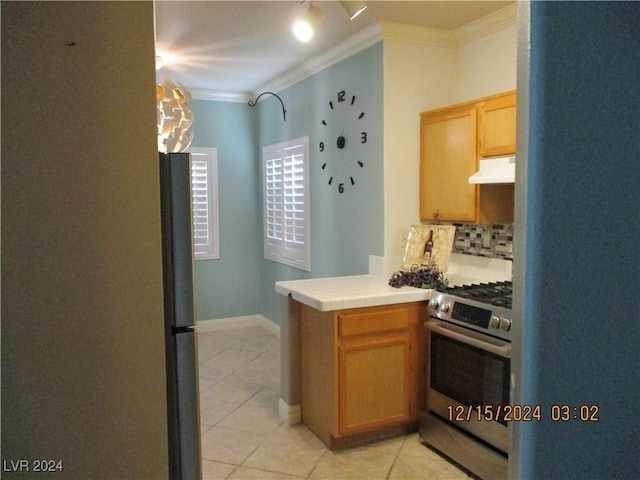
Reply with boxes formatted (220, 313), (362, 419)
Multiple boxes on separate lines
(439, 281), (512, 310)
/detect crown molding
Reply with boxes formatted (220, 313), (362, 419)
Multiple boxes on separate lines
(193, 4), (517, 102)
(190, 89), (251, 103)
(455, 3), (517, 45)
(253, 23), (383, 96)
(379, 21), (455, 48)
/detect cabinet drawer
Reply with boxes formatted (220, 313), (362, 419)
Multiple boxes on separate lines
(339, 309), (409, 337)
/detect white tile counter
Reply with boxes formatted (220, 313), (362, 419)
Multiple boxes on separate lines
(275, 253), (513, 426)
(274, 253), (512, 312)
(275, 275), (430, 312)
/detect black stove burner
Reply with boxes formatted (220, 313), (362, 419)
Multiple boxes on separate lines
(441, 281), (513, 309)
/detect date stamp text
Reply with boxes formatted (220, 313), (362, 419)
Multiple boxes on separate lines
(447, 404), (600, 423)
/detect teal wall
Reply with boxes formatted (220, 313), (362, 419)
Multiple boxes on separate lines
(512, 2), (639, 478)
(190, 43), (384, 322)
(189, 100), (261, 320)
(258, 43), (385, 324)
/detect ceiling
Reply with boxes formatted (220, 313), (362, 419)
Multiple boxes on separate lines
(154, 1), (513, 96)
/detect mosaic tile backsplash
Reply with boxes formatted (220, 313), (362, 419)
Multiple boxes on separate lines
(451, 223), (513, 260)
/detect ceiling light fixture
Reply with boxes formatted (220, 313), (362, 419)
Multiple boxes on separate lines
(157, 77), (194, 153)
(340, 1), (367, 20)
(293, 2), (325, 42)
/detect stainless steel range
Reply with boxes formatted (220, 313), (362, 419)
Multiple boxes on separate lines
(420, 281), (513, 480)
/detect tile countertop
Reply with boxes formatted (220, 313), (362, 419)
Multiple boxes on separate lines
(274, 253), (512, 312)
(275, 275), (430, 312)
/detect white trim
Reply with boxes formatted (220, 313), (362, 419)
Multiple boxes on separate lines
(189, 5), (517, 101)
(190, 89), (251, 103)
(263, 136), (311, 271)
(197, 314), (280, 338)
(454, 3), (517, 46)
(255, 23), (382, 96)
(187, 147), (220, 260)
(278, 398), (302, 425)
(379, 21), (455, 48)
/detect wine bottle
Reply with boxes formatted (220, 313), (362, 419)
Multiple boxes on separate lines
(422, 230), (434, 266)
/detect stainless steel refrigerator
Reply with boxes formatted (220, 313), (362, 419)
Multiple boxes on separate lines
(159, 152), (202, 479)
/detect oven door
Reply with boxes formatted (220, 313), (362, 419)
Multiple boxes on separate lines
(425, 319), (511, 453)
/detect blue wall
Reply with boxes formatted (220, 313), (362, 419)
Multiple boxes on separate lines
(257, 43), (385, 323)
(189, 100), (261, 320)
(190, 43), (384, 322)
(515, 2), (639, 478)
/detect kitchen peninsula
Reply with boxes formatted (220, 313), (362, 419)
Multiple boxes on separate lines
(275, 254), (512, 448)
(276, 274), (430, 448)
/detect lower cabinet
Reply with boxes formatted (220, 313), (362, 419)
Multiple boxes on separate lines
(300, 302), (426, 448)
(339, 334), (410, 434)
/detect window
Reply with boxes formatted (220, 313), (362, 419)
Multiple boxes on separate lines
(188, 147), (220, 260)
(263, 137), (310, 271)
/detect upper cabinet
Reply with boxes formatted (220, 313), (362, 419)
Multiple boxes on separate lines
(420, 91), (516, 224)
(420, 104), (478, 223)
(477, 91), (517, 158)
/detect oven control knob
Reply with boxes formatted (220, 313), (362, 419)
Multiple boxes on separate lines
(490, 316), (501, 329)
(439, 303), (450, 313)
(429, 299), (439, 310)
(499, 318), (512, 331)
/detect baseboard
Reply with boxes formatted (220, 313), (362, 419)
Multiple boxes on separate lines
(278, 398), (301, 425)
(198, 314), (280, 338)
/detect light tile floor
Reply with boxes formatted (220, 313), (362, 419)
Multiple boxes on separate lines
(198, 326), (471, 480)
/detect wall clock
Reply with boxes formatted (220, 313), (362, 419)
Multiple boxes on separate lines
(318, 89), (368, 193)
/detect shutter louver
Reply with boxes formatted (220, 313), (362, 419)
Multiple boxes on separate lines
(188, 148), (219, 260)
(263, 137), (310, 270)
(191, 157), (209, 248)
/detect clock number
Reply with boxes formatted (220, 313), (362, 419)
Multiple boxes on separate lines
(322, 91), (365, 193)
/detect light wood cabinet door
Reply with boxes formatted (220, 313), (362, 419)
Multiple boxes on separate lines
(420, 104), (477, 223)
(338, 335), (411, 435)
(477, 91), (517, 158)
(300, 302), (425, 447)
(419, 91), (517, 224)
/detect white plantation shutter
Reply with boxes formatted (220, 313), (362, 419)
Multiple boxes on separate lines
(191, 158), (209, 245)
(188, 148), (219, 260)
(263, 137), (310, 270)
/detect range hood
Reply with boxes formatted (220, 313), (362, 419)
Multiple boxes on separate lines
(469, 156), (515, 184)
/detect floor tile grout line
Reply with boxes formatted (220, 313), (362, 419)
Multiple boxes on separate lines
(306, 446), (332, 479)
(198, 326), (471, 480)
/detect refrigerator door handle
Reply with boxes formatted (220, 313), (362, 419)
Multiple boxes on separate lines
(172, 325), (196, 335)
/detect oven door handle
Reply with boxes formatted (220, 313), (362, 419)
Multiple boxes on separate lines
(425, 320), (511, 359)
